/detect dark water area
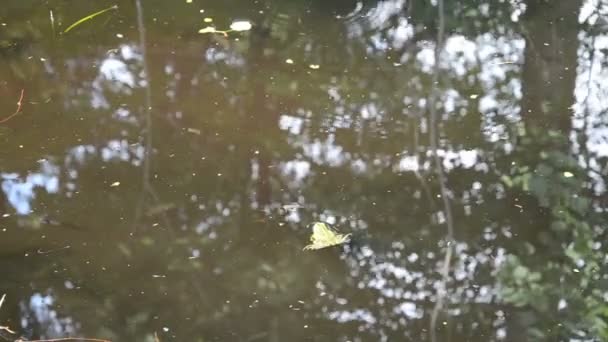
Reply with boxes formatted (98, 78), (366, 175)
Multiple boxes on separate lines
(1, 0), (607, 341)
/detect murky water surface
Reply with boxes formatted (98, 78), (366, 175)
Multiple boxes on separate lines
(1, 1), (607, 341)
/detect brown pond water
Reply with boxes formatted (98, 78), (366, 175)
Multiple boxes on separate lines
(1, 0), (607, 341)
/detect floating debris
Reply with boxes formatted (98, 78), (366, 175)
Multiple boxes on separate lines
(199, 20), (252, 37)
(187, 127), (201, 135)
(303, 222), (351, 250)
(0, 89), (24, 124)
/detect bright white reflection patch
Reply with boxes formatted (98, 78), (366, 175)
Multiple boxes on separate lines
(100, 58), (135, 88)
(328, 309), (377, 324)
(279, 114), (303, 135)
(394, 301), (422, 319)
(2, 161), (60, 214)
(229, 20), (252, 32)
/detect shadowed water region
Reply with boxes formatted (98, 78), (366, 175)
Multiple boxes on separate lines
(1, 0), (607, 341)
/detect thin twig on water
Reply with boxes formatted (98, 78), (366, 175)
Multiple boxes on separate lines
(50, 10), (56, 36)
(0, 294), (16, 336)
(0, 89), (25, 124)
(0, 325), (16, 334)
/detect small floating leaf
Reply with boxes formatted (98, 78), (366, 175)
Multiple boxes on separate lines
(303, 222), (351, 251)
(63, 5), (118, 34)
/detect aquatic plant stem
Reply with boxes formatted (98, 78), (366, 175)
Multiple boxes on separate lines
(132, 0), (153, 228)
(130, 0), (172, 232)
(0, 89), (24, 124)
(135, 0), (152, 190)
(428, 0), (455, 340)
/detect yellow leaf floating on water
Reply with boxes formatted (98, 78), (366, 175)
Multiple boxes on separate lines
(303, 222), (351, 251)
